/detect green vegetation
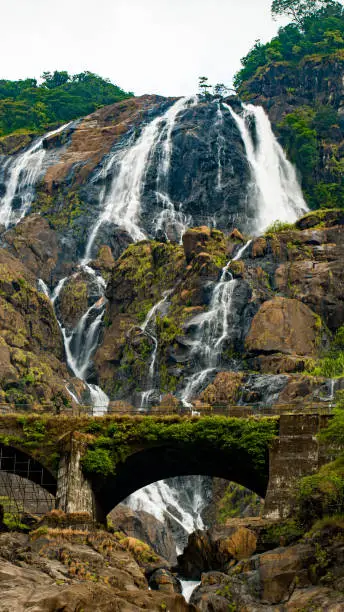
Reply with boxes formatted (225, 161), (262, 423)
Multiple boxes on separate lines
(297, 457), (344, 525)
(0, 71), (133, 137)
(234, 3), (344, 90)
(0, 496), (29, 531)
(278, 106), (344, 208)
(264, 220), (296, 235)
(271, 0), (335, 26)
(81, 415), (278, 478)
(217, 482), (262, 523)
(306, 325), (344, 377)
(260, 519), (304, 547)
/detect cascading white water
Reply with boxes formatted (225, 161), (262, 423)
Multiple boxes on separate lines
(153, 96), (196, 243)
(84, 96), (196, 261)
(215, 102), (225, 191)
(180, 581), (201, 603)
(125, 475), (210, 554)
(0, 123), (70, 228)
(139, 290), (174, 409)
(224, 103), (308, 233)
(39, 274), (109, 414)
(180, 240), (252, 407)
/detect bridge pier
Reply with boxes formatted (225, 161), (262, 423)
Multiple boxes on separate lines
(55, 434), (100, 521)
(264, 414), (330, 520)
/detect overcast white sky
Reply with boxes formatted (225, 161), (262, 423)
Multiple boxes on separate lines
(0, 0), (284, 96)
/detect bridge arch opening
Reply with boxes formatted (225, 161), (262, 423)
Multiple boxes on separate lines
(91, 442), (269, 519)
(0, 443), (56, 517)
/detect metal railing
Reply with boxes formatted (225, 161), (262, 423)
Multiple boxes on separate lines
(0, 402), (335, 418)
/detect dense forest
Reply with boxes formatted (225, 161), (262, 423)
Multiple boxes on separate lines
(0, 71), (133, 137)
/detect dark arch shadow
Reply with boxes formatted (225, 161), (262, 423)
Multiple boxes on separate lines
(93, 443), (269, 518)
(0, 443), (57, 496)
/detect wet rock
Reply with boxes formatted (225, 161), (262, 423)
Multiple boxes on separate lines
(229, 228), (245, 243)
(183, 226), (212, 263)
(296, 209), (344, 230)
(149, 568), (182, 593)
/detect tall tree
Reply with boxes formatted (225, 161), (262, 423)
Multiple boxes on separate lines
(271, 0), (335, 25)
(198, 76), (212, 96)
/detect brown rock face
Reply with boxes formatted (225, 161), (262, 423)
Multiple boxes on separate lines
(3, 214), (59, 284)
(149, 569), (182, 594)
(0, 531), (194, 611)
(109, 504), (177, 564)
(0, 248), (84, 408)
(58, 273), (89, 330)
(189, 521), (344, 611)
(43, 95), (174, 189)
(245, 297), (325, 357)
(182, 226), (212, 263)
(200, 372), (243, 406)
(178, 525), (257, 579)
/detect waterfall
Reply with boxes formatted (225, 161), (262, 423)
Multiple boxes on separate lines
(125, 475), (212, 554)
(139, 290), (174, 409)
(39, 272), (109, 414)
(180, 581), (201, 603)
(153, 96), (196, 243)
(224, 103), (307, 233)
(84, 96), (196, 261)
(215, 102), (225, 191)
(180, 240), (252, 407)
(0, 123), (70, 228)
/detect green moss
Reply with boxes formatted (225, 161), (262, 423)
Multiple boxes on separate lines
(81, 448), (115, 477)
(297, 457), (344, 526)
(81, 415), (278, 478)
(217, 482), (261, 523)
(260, 520), (303, 547)
(265, 220), (296, 235)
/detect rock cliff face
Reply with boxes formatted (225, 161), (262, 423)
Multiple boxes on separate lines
(0, 95), (251, 271)
(239, 53), (344, 207)
(94, 210), (343, 408)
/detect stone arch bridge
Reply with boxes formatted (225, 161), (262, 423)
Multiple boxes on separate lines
(0, 412), (330, 522)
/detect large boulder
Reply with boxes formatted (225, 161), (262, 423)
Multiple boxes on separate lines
(178, 525), (257, 579)
(245, 297), (327, 358)
(109, 504), (177, 564)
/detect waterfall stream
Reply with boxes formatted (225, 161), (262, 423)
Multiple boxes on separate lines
(180, 240), (252, 406)
(215, 102), (225, 191)
(0, 123), (71, 228)
(84, 96), (196, 260)
(225, 103), (307, 232)
(139, 290), (173, 409)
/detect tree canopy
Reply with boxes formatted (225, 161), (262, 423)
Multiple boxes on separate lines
(271, 0), (337, 25)
(0, 71), (133, 137)
(234, 2), (344, 89)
